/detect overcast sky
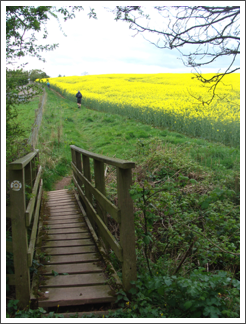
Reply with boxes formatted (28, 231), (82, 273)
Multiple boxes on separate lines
(3, 2), (242, 78)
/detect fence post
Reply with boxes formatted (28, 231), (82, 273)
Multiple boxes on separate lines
(117, 167), (137, 291)
(94, 159), (109, 251)
(9, 166), (30, 308)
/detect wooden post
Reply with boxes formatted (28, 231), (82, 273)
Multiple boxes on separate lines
(9, 166), (30, 308)
(117, 167), (137, 291)
(25, 162), (32, 197)
(75, 151), (85, 207)
(94, 159), (109, 251)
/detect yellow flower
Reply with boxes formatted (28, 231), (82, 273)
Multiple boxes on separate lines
(126, 301), (130, 306)
(161, 313), (163, 316)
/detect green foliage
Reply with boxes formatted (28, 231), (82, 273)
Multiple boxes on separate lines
(104, 270), (239, 318)
(29, 69), (50, 82)
(7, 300), (64, 318)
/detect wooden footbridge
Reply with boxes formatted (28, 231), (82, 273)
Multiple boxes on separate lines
(7, 146), (137, 310)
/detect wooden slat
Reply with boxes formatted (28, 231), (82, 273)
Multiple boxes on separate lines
(73, 176), (123, 261)
(43, 253), (100, 264)
(47, 200), (76, 207)
(25, 165), (42, 226)
(37, 285), (115, 307)
(43, 246), (96, 255)
(72, 162), (121, 223)
(39, 273), (106, 288)
(48, 211), (81, 217)
(47, 215), (81, 220)
(44, 219), (82, 225)
(43, 239), (94, 248)
(41, 263), (104, 275)
(47, 228), (88, 234)
(27, 179), (43, 267)
(44, 223), (86, 229)
(46, 233), (90, 241)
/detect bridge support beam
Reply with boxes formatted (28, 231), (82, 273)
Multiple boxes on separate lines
(117, 167), (137, 291)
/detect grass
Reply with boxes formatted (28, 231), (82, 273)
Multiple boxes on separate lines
(30, 89), (239, 191)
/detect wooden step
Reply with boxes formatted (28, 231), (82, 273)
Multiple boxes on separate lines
(39, 273), (107, 288)
(43, 239), (94, 248)
(37, 285), (115, 307)
(47, 227), (88, 234)
(43, 245), (96, 255)
(41, 262), (104, 275)
(45, 233), (91, 241)
(44, 253), (101, 264)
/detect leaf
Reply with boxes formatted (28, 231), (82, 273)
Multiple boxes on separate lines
(189, 179), (197, 184)
(129, 287), (137, 295)
(52, 270), (59, 277)
(183, 300), (193, 309)
(164, 278), (172, 286)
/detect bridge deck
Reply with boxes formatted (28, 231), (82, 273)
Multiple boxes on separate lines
(31, 189), (116, 308)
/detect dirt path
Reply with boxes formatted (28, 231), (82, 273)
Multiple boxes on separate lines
(54, 176), (72, 190)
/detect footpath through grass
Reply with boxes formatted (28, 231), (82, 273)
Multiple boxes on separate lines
(11, 89), (240, 318)
(34, 89), (240, 191)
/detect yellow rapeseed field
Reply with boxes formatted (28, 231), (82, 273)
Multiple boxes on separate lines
(40, 73), (240, 146)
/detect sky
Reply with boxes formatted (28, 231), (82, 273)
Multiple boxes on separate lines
(3, 1), (242, 78)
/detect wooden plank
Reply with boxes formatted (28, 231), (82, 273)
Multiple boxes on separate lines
(28, 179), (43, 267)
(43, 245), (96, 255)
(74, 192), (123, 289)
(48, 211), (81, 217)
(49, 206), (79, 214)
(117, 167), (137, 291)
(44, 219), (82, 224)
(71, 145), (135, 169)
(74, 176), (123, 261)
(41, 262), (104, 275)
(37, 285), (115, 307)
(47, 227), (88, 234)
(9, 166), (30, 307)
(46, 233), (91, 241)
(25, 165), (42, 226)
(43, 239), (94, 248)
(47, 201), (76, 207)
(9, 149), (39, 170)
(39, 273), (106, 288)
(72, 163), (121, 223)
(47, 215), (81, 220)
(44, 253), (100, 264)
(44, 223), (86, 229)
(48, 189), (69, 194)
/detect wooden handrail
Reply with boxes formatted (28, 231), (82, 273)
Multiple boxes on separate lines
(70, 145), (135, 169)
(71, 145), (137, 292)
(8, 149), (39, 170)
(7, 150), (42, 308)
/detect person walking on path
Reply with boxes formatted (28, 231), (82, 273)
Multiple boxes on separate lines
(47, 81), (50, 89)
(76, 90), (82, 108)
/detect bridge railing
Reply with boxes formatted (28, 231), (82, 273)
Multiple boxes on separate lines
(7, 150), (43, 308)
(70, 145), (137, 291)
